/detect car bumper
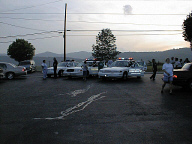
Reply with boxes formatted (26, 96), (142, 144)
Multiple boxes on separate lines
(173, 78), (188, 86)
(63, 72), (83, 77)
(15, 71), (27, 76)
(128, 72), (144, 77)
(98, 72), (123, 78)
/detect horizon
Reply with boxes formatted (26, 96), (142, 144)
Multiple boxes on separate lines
(0, 47), (191, 56)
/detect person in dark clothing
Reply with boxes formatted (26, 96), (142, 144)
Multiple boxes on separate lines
(53, 57), (58, 78)
(150, 59), (157, 80)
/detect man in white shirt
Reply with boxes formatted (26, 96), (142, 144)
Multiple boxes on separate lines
(41, 60), (48, 80)
(161, 58), (173, 94)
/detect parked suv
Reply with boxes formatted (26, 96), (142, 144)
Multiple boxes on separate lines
(173, 62), (192, 90)
(19, 60), (36, 73)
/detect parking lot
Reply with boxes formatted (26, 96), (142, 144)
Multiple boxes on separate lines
(0, 72), (192, 144)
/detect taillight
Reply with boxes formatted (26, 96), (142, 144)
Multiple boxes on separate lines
(173, 75), (177, 78)
(22, 68), (26, 71)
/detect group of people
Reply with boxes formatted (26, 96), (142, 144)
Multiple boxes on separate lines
(170, 57), (190, 69)
(150, 57), (191, 95)
(41, 58), (58, 80)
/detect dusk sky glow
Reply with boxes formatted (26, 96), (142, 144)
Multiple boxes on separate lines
(0, 0), (191, 54)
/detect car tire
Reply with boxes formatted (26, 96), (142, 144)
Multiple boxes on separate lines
(137, 76), (141, 79)
(188, 79), (192, 91)
(87, 71), (89, 77)
(58, 70), (64, 77)
(122, 72), (127, 80)
(6, 72), (14, 80)
(47, 74), (51, 78)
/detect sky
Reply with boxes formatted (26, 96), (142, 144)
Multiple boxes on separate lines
(0, 0), (192, 54)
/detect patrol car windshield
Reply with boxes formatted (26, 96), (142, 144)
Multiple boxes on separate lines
(137, 61), (145, 67)
(76, 62), (83, 67)
(19, 61), (30, 65)
(111, 61), (129, 67)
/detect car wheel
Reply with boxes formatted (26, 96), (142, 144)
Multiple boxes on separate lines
(58, 70), (64, 77)
(6, 72), (14, 80)
(188, 80), (192, 90)
(87, 71), (89, 77)
(122, 72), (127, 80)
(137, 76), (141, 79)
(47, 74), (51, 78)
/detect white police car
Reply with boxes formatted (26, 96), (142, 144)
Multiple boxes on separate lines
(47, 61), (78, 77)
(63, 59), (100, 78)
(98, 58), (144, 80)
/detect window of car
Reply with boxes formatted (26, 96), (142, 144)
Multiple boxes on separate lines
(19, 61), (31, 65)
(66, 62), (75, 67)
(58, 62), (68, 67)
(111, 61), (129, 67)
(182, 63), (191, 70)
(0, 64), (7, 69)
(76, 62), (83, 67)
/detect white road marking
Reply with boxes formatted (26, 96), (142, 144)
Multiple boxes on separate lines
(66, 84), (92, 97)
(34, 91), (107, 120)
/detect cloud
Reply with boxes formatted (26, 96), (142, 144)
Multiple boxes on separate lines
(123, 5), (132, 14)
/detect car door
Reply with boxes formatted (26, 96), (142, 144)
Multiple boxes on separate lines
(0, 63), (8, 74)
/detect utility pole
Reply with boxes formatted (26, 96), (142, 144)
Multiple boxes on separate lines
(64, 3), (67, 61)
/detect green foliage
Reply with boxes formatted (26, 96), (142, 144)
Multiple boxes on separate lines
(7, 39), (35, 62)
(92, 28), (120, 61)
(182, 12), (192, 48)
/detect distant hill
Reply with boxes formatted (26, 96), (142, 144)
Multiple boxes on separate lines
(35, 51), (92, 59)
(0, 48), (191, 66)
(118, 48), (192, 62)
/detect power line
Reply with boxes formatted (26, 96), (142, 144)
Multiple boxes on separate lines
(0, 33), (182, 44)
(0, 21), (47, 31)
(0, 30), (61, 38)
(0, 0), (63, 13)
(0, 12), (187, 15)
(67, 30), (183, 32)
(68, 21), (181, 26)
(0, 35), (61, 43)
(0, 17), (63, 21)
(0, 29), (182, 39)
(0, 17), (181, 27)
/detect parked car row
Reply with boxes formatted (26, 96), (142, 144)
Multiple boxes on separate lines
(0, 60), (36, 80)
(1, 58), (191, 91)
(0, 62), (27, 80)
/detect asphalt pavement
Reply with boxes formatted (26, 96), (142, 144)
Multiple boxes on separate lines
(0, 72), (192, 144)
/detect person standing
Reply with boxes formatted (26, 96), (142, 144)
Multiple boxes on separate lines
(170, 57), (175, 66)
(161, 58), (174, 95)
(82, 61), (88, 81)
(184, 58), (190, 65)
(150, 59), (157, 80)
(53, 57), (58, 78)
(174, 58), (181, 69)
(107, 59), (113, 67)
(41, 60), (48, 80)
(98, 61), (104, 72)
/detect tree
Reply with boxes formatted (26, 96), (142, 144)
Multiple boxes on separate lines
(92, 28), (120, 61)
(182, 12), (192, 50)
(7, 39), (36, 62)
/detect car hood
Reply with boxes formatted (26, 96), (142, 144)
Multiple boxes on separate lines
(101, 67), (128, 71)
(48, 66), (67, 70)
(66, 67), (82, 70)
